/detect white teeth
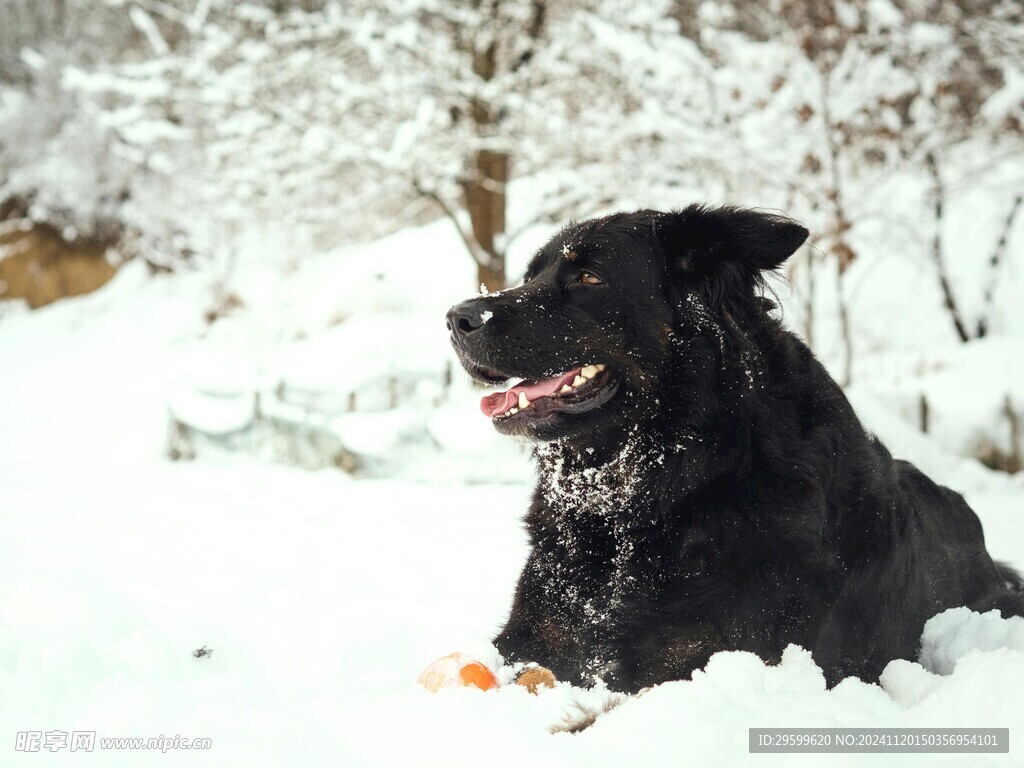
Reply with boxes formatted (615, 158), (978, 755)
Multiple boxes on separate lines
(509, 407), (518, 415)
(560, 385), (572, 393)
(518, 392), (530, 409)
(572, 375), (585, 387)
(581, 364), (599, 379)
(596, 364), (606, 371)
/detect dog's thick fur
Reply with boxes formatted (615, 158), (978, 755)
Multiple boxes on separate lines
(447, 205), (1023, 693)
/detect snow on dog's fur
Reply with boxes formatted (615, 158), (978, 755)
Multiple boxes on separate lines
(447, 205), (1024, 694)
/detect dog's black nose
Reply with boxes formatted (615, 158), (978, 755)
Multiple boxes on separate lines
(446, 301), (488, 339)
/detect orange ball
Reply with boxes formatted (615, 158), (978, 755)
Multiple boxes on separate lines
(514, 666), (556, 694)
(418, 653), (498, 692)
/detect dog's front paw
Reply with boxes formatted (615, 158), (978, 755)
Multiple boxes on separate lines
(514, 664), (557, 694)
(417, 652), (498, 692)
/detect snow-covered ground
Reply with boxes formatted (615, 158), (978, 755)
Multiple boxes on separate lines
(2, 218), (1024, 766)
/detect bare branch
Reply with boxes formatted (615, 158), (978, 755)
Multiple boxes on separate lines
(977, 192), (1023, 338)
(925, 151), (971, 343)
(413, 177), (489, 268)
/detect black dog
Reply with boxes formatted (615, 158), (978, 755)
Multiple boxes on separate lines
(446, 205), (1023, 693)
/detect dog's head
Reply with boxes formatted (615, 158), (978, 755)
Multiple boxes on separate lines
(446, 205), (808, 443)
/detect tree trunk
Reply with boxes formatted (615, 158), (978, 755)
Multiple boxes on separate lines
(461, 8), (513, 293)
(834, 256), (853, 387)
(476, 257), (506, 294)
(464, 150), (509, 292)
(801, 245), (815, 350)
(820, 70), (855, 385)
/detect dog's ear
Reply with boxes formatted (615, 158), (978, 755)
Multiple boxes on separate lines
(657, 205), (808, 284)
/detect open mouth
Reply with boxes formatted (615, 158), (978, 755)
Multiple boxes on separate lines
(480, 364), (619, 421)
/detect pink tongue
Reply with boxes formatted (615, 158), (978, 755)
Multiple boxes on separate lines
(480, 369), (582, 417)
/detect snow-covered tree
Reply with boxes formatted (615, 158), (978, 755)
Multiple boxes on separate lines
(53, 0), (721, 288)
(0, 1), (136, 239)
(886, 0), (1024, 341)
(339, 0), (720, 289)
(684, 0), (1024, 380)
(3, 0), (1020, 311)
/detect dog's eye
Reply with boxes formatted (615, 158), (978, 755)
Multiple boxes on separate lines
(579, 271), (604, 286)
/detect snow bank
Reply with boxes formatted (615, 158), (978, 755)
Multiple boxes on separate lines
(920, 607), (1024, 676)
(337, 611), (1024, 768)
(1, 211), (1023, 767)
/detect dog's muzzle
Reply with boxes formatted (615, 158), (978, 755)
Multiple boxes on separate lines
(446, 299), (491, 347)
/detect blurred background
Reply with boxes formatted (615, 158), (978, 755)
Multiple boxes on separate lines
(1, 0), (1022, 482)
(1, 3), (1023, 761)
(0, 0), (1019, 481)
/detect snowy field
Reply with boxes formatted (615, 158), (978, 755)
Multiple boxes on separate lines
(2, 219), (1024, 767)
